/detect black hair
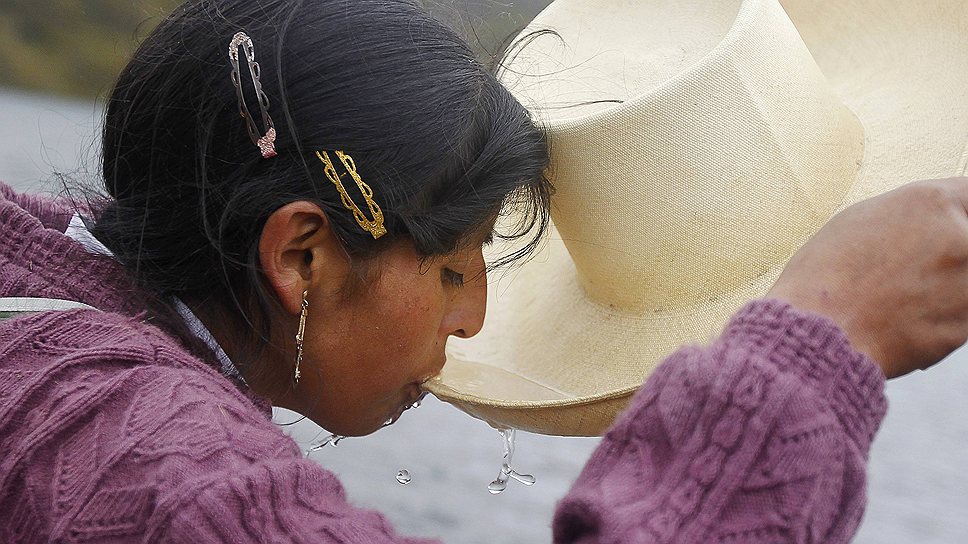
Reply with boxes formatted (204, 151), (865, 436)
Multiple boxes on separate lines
(91, 0), (552, 369)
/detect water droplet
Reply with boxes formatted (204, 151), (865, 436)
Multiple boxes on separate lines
(404, 397), (423, 413)
(396, 469), (412, 485)
(486, 429), (536, 493)
(383, 395), (425, 428)
(305, 433), (346, 454)
(509, 470), (536, 486)
(487, 479), (508, 494)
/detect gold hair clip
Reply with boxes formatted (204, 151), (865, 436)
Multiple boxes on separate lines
(316, 150), (387, 239)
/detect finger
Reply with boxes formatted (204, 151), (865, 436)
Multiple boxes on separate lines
(925, 177), (968, 217)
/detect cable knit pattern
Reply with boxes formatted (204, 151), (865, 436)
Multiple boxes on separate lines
(0, 182), (887, 543)
(553, 302), (887, 544)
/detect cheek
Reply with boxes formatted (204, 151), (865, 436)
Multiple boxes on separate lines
(296, 255), (451, 434)
(317, 274), (444, 393)
(366, 277), (444, 370)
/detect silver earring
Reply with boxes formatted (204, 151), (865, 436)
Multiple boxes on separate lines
(294, 290), (309, 383)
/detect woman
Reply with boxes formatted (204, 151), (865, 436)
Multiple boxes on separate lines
(2, 0), (968, 542)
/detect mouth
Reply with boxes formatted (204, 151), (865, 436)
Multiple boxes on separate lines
(384, 386), (428, 427)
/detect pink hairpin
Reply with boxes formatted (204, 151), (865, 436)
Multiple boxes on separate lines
(228, 31), (277, 159)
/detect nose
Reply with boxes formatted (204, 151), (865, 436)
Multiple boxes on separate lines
(442, 256), (487, 340)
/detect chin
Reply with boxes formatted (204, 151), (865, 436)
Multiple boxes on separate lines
(315, 408), (396, 437)
(335, 420), (386, 437)
(300, 393), (410, 437)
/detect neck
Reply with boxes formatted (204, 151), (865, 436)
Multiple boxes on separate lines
(182, 295), (298, 409)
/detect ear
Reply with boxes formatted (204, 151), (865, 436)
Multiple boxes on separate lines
(259, 201), (348, 316)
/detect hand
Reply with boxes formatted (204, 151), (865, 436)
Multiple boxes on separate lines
(767, 178), (968, 379)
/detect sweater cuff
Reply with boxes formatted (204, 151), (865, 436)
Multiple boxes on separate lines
(720, 299), (888, 454)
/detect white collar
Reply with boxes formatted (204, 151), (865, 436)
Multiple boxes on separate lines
(65, 214), (246, 384)
(170, 298), (245, 383)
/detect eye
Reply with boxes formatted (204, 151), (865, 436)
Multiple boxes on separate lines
(442, 267), (465, 288)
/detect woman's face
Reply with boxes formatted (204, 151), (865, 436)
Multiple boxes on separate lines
(293, 238), (487, 436)
(249, 202), (488, 436)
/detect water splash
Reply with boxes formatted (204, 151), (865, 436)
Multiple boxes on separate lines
(509, 471), (536, 485)
(305, 433), (345, 454)
(396, 469), (412, 485)
(487, 429), (535, 494)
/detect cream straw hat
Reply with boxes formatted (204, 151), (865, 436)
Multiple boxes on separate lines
(425, 0), (968, 436)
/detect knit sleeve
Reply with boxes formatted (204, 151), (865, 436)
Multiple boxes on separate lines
(552, 299), (888, 544)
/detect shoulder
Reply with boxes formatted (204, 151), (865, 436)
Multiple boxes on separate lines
(0, 308), (277, 444)
(3, 307), (212, 374)
(1, 309), (160, 391)
(0, 310), (308, 542)
(0, 181), (74, 231)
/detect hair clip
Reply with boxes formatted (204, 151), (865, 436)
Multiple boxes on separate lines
(228, 31), (277, 159)
(316, 150), (387, 239)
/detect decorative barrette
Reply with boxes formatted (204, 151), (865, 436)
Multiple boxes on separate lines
(228, 31), (277, 159)
(316, 150), (387, 239)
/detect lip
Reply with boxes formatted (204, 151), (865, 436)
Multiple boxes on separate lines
(403, 384), (427, 410)
(385, 386), (428, 426)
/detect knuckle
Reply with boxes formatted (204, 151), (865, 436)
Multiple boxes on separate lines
(937, 235), (968, 270)
(900, 180), (968, 225)
(942, 176), (968, 186)
(942, 246), (968, 268)
(919, 178), (968, 210)
(939, 220), (968, 255)
(945, 329), (968, 353)
(908, 181), (951, 208)
(937, 318), (968, 350)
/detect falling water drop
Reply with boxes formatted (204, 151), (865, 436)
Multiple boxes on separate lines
(487, 429), (535, 494)
(509, 470), (536, 486)
(396, 469), (412, 485)
(487, 477), (508, 494)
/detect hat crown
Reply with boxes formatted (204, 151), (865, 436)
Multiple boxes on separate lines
(502, 0), (863, 312)
(437, 0), (968, 435)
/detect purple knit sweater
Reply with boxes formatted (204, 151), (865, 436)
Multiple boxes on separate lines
(0, 183), (887, 543)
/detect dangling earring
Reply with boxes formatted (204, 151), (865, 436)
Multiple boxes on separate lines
(294, 290), (309, 384)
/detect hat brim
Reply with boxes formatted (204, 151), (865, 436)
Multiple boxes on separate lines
(427, 0), (968, 436)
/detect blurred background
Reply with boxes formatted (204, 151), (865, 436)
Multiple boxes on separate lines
(0, 0), (547, 97)
(2, 1), (967, 543)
